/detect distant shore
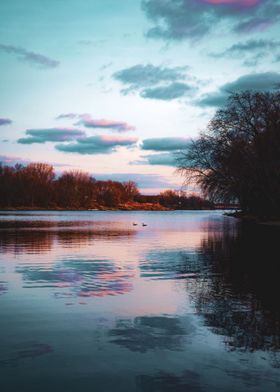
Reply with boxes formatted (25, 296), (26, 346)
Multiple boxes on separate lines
(0, 202), (218, 212)
(0, 202), (170, 212)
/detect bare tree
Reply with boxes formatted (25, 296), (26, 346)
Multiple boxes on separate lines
(177, 91), (280, 218)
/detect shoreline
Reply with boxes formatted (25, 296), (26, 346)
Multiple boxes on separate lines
(0, 201), (218, 212)
(0, 206), (217, 212)
(225, 211), (280, 227)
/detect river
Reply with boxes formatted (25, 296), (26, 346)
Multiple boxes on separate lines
(0, 210), (279, 391)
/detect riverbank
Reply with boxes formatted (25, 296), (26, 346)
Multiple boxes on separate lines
(0, 202), (171, 212)
(226, 211), (280, 227)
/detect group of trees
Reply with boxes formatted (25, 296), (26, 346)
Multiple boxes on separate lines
(0, 163), (139, 209)
(0, 163), (212, 210)
(135, 190), (213, 209)
(158, 190), (213, 209)
(178, 91), (280, 219)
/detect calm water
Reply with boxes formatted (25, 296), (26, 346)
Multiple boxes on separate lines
(0, 210), (279, 392)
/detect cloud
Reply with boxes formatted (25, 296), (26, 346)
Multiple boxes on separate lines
(196, 72), (280, 107)
(136, 138), (191, 166)
(142, 137), (191, 151)
(132, 152), (178, 167)
(210, 39), (280, 65)
(113, 63), (196, 100)
(77, 114), (136, 132)
(56, 113), (135, 132)
(0, 118), (12, 126)
(18, 128), (86, 144)
(0, 155), (71, 168)
(56, 135), (138, 155)
(56, 113), (78, 120)
(114, 64), (188, 88)
(0, 154), (30, 166)
(0, 44), (59, 69)
(235, 16), (276, 33)
(142, 0), (280, 41)
(141, 82), (194, 100)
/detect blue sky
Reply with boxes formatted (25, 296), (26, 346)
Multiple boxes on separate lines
(1, 0), (280, 193)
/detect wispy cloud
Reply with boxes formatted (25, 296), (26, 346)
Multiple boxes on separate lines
(55, 113), (78, 120)
(18, 128), (86, 144)
(0, 44), (59, 69)
(56, 135), (138, 155)
(0, 118), (12, 126)
(209, 39), (280, 66)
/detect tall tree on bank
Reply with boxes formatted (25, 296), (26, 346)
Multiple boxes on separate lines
(177, 91), (280, 218)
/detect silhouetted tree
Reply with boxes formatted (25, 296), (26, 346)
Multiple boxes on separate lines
(178, 91), (280, 218)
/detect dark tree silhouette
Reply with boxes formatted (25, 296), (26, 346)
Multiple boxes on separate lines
(177, 91), (280, 218)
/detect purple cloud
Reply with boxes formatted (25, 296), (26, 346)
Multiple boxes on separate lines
(0, 44), (59, 69)
(0, 118), (12, 126)
(0, 155), (30, 166)
(0, 155), (72, 169)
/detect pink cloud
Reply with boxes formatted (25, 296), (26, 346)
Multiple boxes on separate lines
(203, 0), (260, 6)
(78, 114), (136, 132)
(56, 113), (135, 132)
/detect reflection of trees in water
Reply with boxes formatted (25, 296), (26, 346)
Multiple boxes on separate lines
(0, 230), (54, 254)
(109, 316), (195, 353)
(16, 257), (134, 298)
(140, 222), (280, 360)
(191, 222), (280, 362)
(0, 222), (135, 254)
(0, 281), (7, 295)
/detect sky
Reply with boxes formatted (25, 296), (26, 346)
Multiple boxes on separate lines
(1, 0), (280, 193)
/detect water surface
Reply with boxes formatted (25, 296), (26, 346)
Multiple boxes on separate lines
(0, 211), (279, 391)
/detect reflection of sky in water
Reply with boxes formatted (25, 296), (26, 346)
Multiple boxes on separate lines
(0, 211), (280, 391)
(16, 258), (134, 298)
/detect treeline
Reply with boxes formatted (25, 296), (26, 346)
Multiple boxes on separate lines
(0, 163), (213, 210)
(0, 163), (139, 209)
(136, 190), (214, 209)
